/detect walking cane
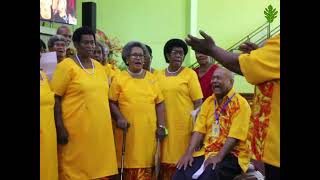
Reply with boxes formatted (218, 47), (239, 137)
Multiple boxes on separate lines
(154, 139), (161, 180)
(120, 129), (127, 180)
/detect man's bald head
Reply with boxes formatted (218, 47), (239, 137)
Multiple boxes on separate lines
(56, 25), (72, 47)
(211, 67), (235, 99)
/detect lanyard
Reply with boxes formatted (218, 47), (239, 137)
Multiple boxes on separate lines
(214, 93), (235, 125)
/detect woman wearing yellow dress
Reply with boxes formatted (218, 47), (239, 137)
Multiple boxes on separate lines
(143, 44), (158, 74)
(109, 41), (167, 180)
(156, 39), (203, 179)
(40, 39), (58, 180)
(50, 27), (118, 180)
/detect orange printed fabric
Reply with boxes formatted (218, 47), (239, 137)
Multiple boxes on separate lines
(159, 163), (176, 180)
(249, 82), (273, 160)
(193, 88), (252, 172)
(123, 168), (153, 180)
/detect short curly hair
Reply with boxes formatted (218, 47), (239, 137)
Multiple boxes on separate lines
(47, 35), (66, 48)
(122, 41), (148, 66)
(72, 26), (96, 44)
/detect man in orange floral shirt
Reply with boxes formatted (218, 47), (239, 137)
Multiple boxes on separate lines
(186, 31), (280, 180)
(174, 67), (252, 180)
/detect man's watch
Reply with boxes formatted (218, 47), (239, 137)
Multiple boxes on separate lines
(158, 125), (169, 135)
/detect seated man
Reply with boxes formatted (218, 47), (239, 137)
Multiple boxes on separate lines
(174, 67), (252, 180)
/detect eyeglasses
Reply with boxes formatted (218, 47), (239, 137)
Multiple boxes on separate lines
(129, 54), (144, 59)
(53, 42), (66, 47)
(170, 50), (184, 56)
(80, 40), (96, 46)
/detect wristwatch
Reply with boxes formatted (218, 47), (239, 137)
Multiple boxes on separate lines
(158, 125), (169, 135)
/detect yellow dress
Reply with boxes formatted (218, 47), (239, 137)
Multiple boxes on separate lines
(239, 34), (280, 167)
(40, 70), (58, 180)
(109, 71), (164, 168)
(156, 67), (203, 164)
(50, 58), (118, 180)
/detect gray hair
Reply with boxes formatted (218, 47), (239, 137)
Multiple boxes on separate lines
(122, 41), (148, 65)
(47, 35), (66, 48)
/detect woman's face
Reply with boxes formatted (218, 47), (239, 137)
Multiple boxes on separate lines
(75, 34), (96, 58)
(94, 46), (103, 63)
(167, 47), (185, 67)
(143, 53), (151, 69)
(50, 40), (66, 59)
(127, 47), (144, 71)
(195, 52), (210, 65)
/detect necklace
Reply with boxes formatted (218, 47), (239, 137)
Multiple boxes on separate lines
(75, 54), (95, 74)
(166, 66), (182, 74)
(127, 68), (143, 76)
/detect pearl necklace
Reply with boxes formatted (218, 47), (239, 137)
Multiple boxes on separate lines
(127, 68), (143, 76)
(75, 54), (95, 74)
(166, 66), (182, 74)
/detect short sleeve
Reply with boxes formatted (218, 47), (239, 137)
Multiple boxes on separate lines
(50, 61), (72, 96)
(239, 35), (280, 85)
(193, 99), (211, 134)
(228, 97), (251, 141)
(109, 74), (121, 101)
(188, 69), (204, 101)
(154, 80), (164, 104)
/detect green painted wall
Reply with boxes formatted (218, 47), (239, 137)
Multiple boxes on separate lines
(77, 0), (190, 69)
(42, 0), (280, 93)
(195, 0), (280, 93)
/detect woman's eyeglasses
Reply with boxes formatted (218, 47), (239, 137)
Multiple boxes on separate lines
(129, 54), (145, 59)
(170, 50), (184, 56)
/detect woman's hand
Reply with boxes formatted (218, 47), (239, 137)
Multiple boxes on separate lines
(117, 118), (130, 130)
(156, 126), (167, 141)
(56, 125), (69, 145)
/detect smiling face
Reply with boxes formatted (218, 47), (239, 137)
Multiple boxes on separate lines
(49, 40), (66, 60)
(127, 46), (144, 72)
(166, 47), (185, 68)
(211, 68), (234, 98)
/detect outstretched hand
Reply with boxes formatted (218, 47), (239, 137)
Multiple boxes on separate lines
(238, 41), (259, 54)
(185, 30), (216, 56)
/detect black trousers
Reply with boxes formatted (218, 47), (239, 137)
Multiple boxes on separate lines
(172, 154), (242, 180)
(265, 163), (280, 180)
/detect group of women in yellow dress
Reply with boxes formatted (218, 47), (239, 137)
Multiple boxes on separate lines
(40, 26), (217, 180)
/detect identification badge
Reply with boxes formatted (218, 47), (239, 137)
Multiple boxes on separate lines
(212, 123), (220, 137)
